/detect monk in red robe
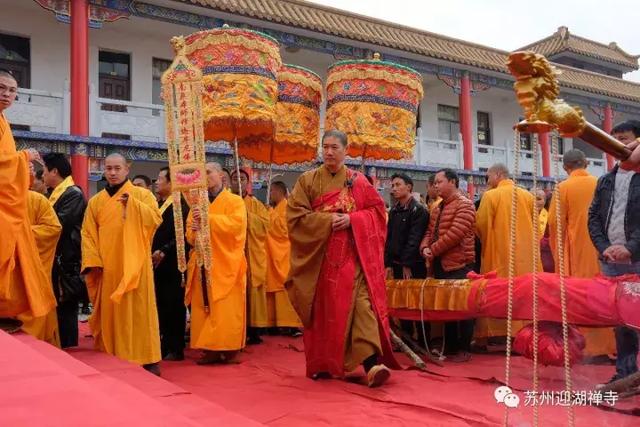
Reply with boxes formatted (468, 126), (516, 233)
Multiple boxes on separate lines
(286, 129), (399, 387)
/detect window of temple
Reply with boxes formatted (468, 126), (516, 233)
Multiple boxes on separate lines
(477, 111), (492, 146)
(99, 50), (131, 112)
(0, 33), (30, 89)
(437, 104), (460, 141)
(152, 58), (171, 106)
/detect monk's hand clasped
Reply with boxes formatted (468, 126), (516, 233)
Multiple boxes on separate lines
(118, 193), (129, 207)
(151, 250), (165, 268)
(191, 208), (202, 232)
(332, 213), (350, 231)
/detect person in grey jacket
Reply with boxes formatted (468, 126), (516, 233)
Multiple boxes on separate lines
(588, 120), (640, 385)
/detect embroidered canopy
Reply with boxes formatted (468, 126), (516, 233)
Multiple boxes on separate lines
(325, 54), (424, 160)
(271, 64), (322, 165)
(183, 26), (282, 158)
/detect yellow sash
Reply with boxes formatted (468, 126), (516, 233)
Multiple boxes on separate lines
(95, 181), (144, 303)
(159, 198), (173, 215)
(48, 176), (76, 207)
(0, 113), (16, 153)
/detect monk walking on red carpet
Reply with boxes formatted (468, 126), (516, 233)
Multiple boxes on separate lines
(286, 129), (399, 387)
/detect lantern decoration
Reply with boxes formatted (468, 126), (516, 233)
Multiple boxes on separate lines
(182, 26), (282, 158)
(271, 64), (322, 165)
(162, 37), (213, 301)
(325, 53), (423, 161)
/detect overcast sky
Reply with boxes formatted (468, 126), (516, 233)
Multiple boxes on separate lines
(309, 0), (640, 82)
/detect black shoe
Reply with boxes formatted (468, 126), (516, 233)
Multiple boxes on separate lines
(247, 335), (263, 345)
(289, 328), (303, 337)
(0, 318), (23, 334)
(163, 352), (184, 362)
(143, 363), (161, 376)
(596, 373), (625, 390)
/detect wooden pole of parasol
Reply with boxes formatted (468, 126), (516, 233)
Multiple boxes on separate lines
(265, 129), (276, 206)
(361, 143), (367, 173)
(233, 132), (243, 196)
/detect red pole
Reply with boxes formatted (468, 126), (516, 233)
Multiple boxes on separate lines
(70, 0), (89, 195)
(539, 131), (551, 177)
(459, 73), (474, 197)
(603, 104), (614, 171)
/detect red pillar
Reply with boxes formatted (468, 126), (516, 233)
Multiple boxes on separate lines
(459, 73), (474, 196)
(603, 104), (614, 171)
(539, 131), (551, 177)
(70, 0), (89, 194)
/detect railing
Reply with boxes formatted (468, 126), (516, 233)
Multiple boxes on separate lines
(91, 97), (164, 142)
(551, 154), (607, 178)
(4, 95), (610, 178)
(475, 143), (507, 170)
(5, 88), (66, 133)
(415, 135), (461, 169)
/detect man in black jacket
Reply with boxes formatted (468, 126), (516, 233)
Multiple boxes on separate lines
(385, 173), (429, 279)
(153, 166), (189, 361)
(42, 153), (87, 348)
(588, 120), (640, 385)
(385, 173), (428, 337)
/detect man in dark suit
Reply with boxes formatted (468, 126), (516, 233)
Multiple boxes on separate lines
(153, 167), (189, 360)
(42, 153), (87, 348)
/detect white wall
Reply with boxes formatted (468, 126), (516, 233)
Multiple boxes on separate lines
(0, 0), (636, 176)
(89, 16), (194, 104)
(0, 0), (69, 93)
(0, 0), (194, 102)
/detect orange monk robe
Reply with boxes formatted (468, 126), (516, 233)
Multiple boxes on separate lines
(539, 208), (549, 236)
(265, 199), (302, 328)
(548, 168), (615, 357)
(428, 197), (443, 215)
(0, 114), (56, 318)
(185, 189), (247, 351)
(244, 195), (271, 328)
(476, 179), (540, 339)
(18, 191), (62, 346)
(81, 181), (162, 365)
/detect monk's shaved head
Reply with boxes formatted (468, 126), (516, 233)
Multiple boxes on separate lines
(104, 153), (129, 186)
(488, 163), (510, 178)
(205, 162), (224, 191)
(562, 149), (587, 171)
(0, 68), (18, 112)
(205, 162), (223, 173)
(486, 163), (510, 189)
(105, 153), (128, 166)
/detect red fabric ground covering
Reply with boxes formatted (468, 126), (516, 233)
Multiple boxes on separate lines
(0, 331), (199, 426)
(70, 322), (639, 426)
(6, 321), (637, 426)
(0, 330), (260, 426)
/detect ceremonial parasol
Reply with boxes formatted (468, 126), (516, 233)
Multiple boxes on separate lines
(325, 53), (424, 168)
(273, 64), (322, 165)
(182, 25), (282, 193)
(162, 37), (213, 309)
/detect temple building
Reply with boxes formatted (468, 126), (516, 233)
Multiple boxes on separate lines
(2, 0), (639, 196)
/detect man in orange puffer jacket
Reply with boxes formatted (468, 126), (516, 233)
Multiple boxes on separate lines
(420, 168), (476, 362)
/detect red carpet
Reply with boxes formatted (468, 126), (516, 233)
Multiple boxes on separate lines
(3, 324), (638, 426)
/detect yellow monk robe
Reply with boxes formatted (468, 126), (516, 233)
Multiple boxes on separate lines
(81, 181), (162, 365)
(18, 191), (62, 346)
(548, 168), (615, 357)
(265, 199), (301, 328)
(428, 197), (442, 215)
(476, 179), (540, 338)
(539, 208), (549, 236)
(244, 195), (271, 328)
(185, 189), (247, 351)
(0, 114), (56, 318)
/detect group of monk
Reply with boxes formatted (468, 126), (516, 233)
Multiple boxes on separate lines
(3, 60), (640, 389)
